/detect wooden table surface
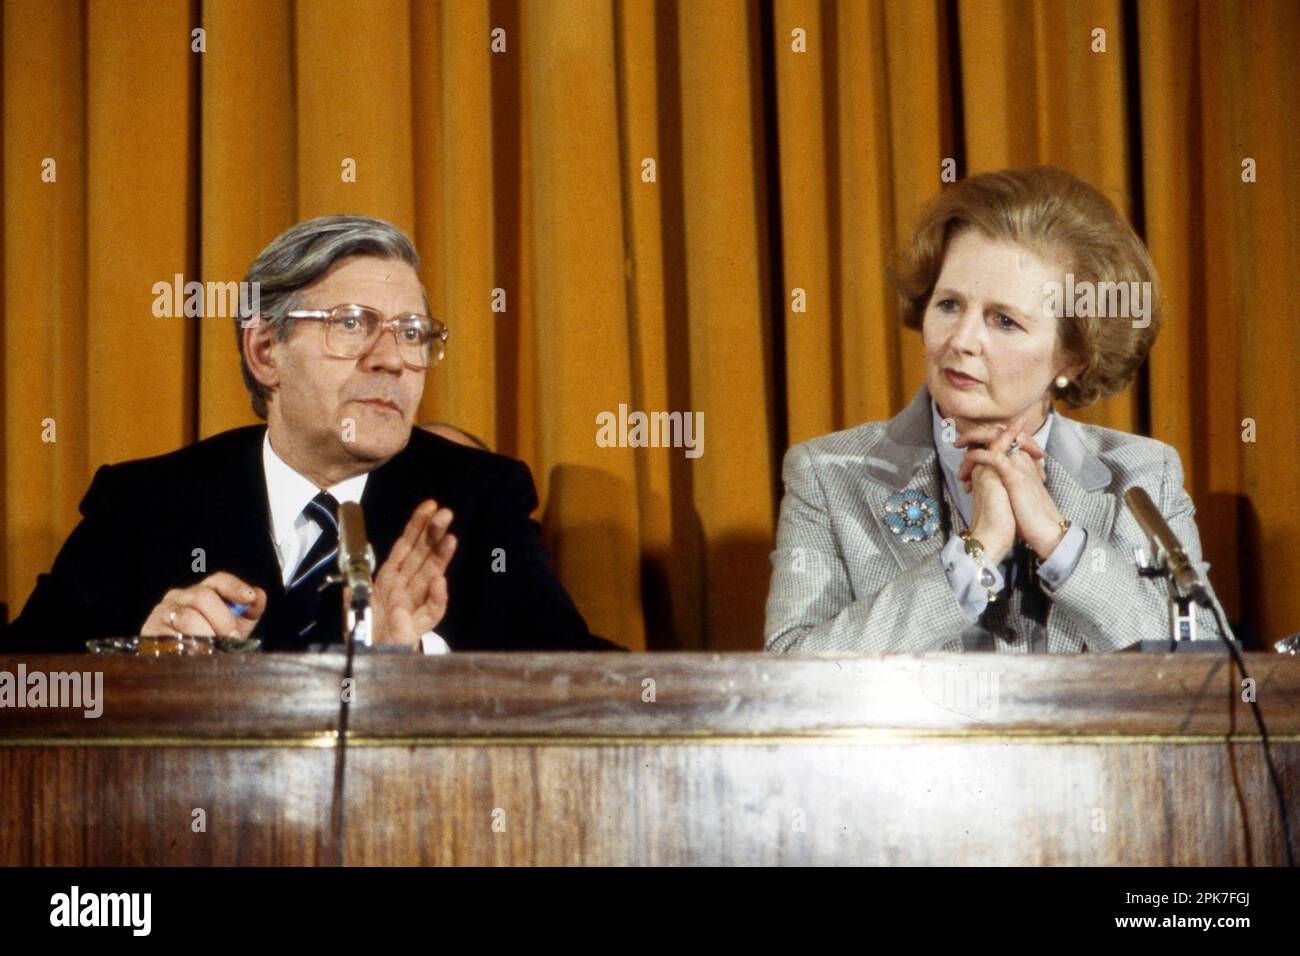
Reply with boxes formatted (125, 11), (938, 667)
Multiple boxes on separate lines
(2, 652), (1296, 865)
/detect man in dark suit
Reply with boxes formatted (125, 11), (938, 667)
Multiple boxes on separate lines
(7, 215), (612, 653)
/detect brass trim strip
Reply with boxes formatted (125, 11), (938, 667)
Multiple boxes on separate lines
(2, 730), (1298, 748)
(345, 732), (1300, 747)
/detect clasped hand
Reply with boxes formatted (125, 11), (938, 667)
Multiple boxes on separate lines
(954, 414), (1067, 566)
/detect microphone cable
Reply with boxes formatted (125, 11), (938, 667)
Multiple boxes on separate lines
(1206, 597), (1294, 866)
(330, 631), (358, 868)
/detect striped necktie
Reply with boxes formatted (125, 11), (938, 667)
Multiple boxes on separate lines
(285, 491), (341, 642)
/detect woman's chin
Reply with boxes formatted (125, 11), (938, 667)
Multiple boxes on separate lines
(930, 381), (987, 418)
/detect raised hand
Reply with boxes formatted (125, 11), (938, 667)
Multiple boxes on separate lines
(367, 499), (458, 648)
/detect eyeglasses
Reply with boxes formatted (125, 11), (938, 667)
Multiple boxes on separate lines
(285, 304), (449, 370)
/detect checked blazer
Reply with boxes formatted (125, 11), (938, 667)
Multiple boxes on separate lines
(764, 386), (1233, 653)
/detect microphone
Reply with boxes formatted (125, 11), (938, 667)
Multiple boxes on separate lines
(336, 502), (376, 644)
(332, 503), (376, 866)
(1123, 486), (1210, 606)
(1124, 493), (1291, 864)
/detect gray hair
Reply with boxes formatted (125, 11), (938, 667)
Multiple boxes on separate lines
(236, 214), (423, 419)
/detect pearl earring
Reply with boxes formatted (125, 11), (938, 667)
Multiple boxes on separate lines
(1054, 375), (1069, 389)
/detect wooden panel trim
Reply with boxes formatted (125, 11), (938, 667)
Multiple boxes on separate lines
(2, 652), (1297, 739)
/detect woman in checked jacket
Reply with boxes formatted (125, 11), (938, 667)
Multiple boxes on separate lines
(765, 167), (1232, 654)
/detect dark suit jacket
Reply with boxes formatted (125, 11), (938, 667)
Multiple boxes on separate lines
(6, 425), (616, 652)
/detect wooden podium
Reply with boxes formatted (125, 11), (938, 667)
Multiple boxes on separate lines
(1, 652), (1296, 865)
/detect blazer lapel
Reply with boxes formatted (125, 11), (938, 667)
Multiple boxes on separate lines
(863, 386), (947, 570)
(1044, 414), (1115, 543)
(358, 440), (423, 562)
(190, 426), (290, 641)
(1041, 414), (1115, 652)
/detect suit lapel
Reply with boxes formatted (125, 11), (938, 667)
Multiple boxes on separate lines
(863, 386), (947, 570)
(1042, 414), (1115, 652)
(190, 426), (290, 641)
(359, 440), (422, 563)
(1044, 415), (1115, 544)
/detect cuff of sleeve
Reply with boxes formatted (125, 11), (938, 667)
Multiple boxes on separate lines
(420, 630), (451, 655)
(1037, 524), (1087, 593)
(940, 533), (1005, 623)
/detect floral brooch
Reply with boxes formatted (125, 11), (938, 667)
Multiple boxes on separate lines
(883, 489), (941, 542)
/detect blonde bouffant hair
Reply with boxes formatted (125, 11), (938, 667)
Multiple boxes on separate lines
(890, 166), (1161, 409)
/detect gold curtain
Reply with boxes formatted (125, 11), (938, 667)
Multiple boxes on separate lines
(4, 0), (1297, 649)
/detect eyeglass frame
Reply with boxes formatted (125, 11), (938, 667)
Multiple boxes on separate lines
(283, 303), (449, 370)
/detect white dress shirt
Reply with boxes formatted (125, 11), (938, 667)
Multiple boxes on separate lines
(262, 432), (450, 654)
(931, 402), (1087, 622)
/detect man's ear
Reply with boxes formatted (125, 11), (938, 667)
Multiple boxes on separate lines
(243, 320), (280, 392)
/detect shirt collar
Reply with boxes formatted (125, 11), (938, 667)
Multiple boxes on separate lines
(262, 430), (369, 548)
(931, 398), (1054, 474)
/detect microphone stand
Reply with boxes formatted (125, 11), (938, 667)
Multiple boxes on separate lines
(333, 501), (381, 650)
(1123, 509), (1294, 868)
(342, 555), (375, 648)
(1133, 545), (1203, 647)
(328, 502), (374, 868)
